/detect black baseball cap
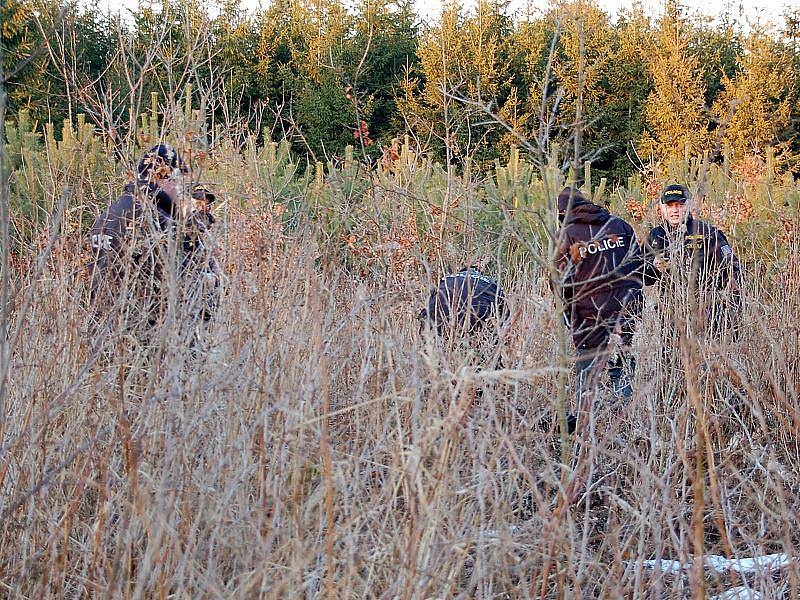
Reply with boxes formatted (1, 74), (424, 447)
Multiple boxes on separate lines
(660, 184), (690, 204)
(191, 183), (216, 203)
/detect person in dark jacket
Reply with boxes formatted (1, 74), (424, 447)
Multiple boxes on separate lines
(419, 267), (508, 366)
(186, 183), (217, 230)
(181, 183), (221, 322)
(89, 145), (220, 327)
(644, 184), (741, 339)
(554, 187), (644, 401)
(90, 144), (186, 312)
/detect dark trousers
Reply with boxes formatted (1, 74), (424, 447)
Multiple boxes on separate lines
(575, 334), (636, 402)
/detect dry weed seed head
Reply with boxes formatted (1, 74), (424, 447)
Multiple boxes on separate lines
(380, 137), (402, 172)
(624, 196), (648, 222)
(642, 165), (663, 202)
(733, 154), (767, 186)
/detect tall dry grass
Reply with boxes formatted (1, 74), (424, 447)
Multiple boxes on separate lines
(1, 134), (800, 598)
(2, 12), (800, 591)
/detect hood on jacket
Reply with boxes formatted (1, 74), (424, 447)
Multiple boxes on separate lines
(557, 187), (609, 225)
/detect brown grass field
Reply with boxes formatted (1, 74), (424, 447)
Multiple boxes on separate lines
(1, 112), (800, 599)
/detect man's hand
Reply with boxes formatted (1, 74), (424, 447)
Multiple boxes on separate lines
(653, 255), (671, 273)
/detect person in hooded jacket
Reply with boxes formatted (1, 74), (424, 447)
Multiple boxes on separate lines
(644, 184), (741, 340)
(553, 187), (644, 401)
(89, 144), (184, 306)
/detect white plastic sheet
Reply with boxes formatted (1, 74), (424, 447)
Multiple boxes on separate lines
(636, 552), (792, 575)
(709, 587), (764, 600)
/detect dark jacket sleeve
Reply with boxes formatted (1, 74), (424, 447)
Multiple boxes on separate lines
(552, 228), (576, 326)
(179, 212), (223, 321)
(711, 229), (742, 304)
(88, 193), (142, 305)
(715, 230), (740, 281)
(420, 277), (451, 332)
(623, 222), (646, 278)
(642, 227), (664, 286)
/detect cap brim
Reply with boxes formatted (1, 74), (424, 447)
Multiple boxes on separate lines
(192, 189), (216, 202)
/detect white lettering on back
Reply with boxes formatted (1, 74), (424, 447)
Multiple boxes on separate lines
(92, 234), (113, 251)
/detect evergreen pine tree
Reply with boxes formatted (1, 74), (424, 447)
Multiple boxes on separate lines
(640, 0), (711, 161)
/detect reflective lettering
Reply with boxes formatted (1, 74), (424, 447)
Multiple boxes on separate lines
(577, 236), (625, 259)
(92, 234), (113, 251)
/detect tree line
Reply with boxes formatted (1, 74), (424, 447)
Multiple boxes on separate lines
(3, 0), (800, 183)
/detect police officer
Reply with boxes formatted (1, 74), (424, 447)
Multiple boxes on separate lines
(419, 266), (508, 367)
(186, 183), (217, 229)
(89, 143), (186, 308)
(553, 187), (644, 401)
(644, 184), (741, 339)
(89, 145), (222, 331)
(182, 183), (222, 322)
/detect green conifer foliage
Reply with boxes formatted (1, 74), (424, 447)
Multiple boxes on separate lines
(640, 1), (711, 161)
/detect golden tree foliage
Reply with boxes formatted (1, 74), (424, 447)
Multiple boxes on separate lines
(509, 13), (551, 141)
(414, 2), (463, 109)
(640, 2), (711, 161)
(415, 0), (507, 106)
(400, 0), (512, 161)
(463, 0), (508, 100)
(513, 1), (651, 173)
(604, 4), (653, 155)
(263, 0), (352, 83)
(7, 0), (800, 177)
(713, 25), (799, 163)
(549, 1), (615, 144)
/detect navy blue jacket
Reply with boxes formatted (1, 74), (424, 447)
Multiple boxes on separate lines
(420, 269), (507, 334)
(644, 214), (741, 334)
(89, 181), (220, 319)
(89, 181), (177, 301)
(644, 214), (740, 292)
